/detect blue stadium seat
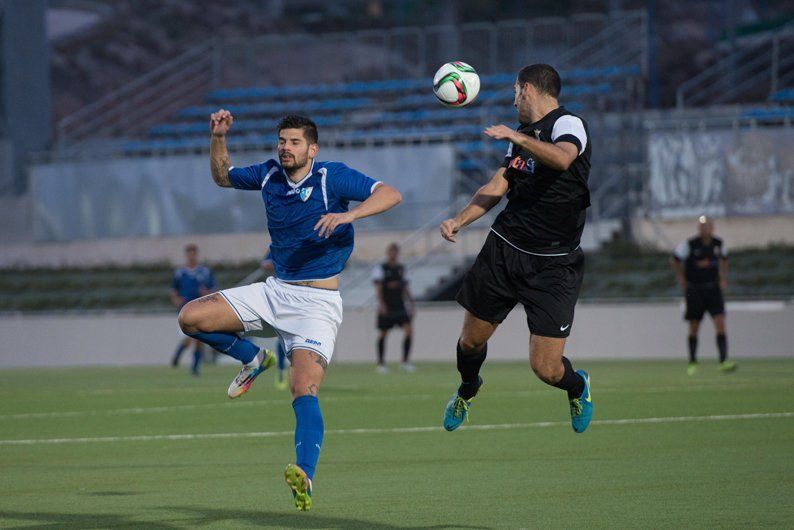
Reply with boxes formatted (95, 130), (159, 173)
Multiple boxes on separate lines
(740, 106), (794, 120)
(769, 88), (794, 103)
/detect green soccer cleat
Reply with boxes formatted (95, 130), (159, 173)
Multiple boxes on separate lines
(687, 362), (699, 376)
(227, 349), (275, 399)
(275, 374), (288, 390)
(569, 370), (593, 433)
(719, 360), (738, 372)
(285, 463), (312, 511)
(442, 377), (482, 432)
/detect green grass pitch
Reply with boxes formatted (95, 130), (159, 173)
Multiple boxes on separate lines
(1, 359), (793, 528)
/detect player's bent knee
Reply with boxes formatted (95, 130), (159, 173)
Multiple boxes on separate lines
(177, 305), (195, 334)
(458, 336), (486, 354)
(530, 357), (560, 384)
(178, 301), (212, 334)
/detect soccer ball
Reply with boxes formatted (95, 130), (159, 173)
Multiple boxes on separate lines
(432, 61), (480, 107)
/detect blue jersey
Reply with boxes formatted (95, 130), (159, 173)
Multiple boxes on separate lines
(172, 265), (215, 305)
(229, 159), (380, 281)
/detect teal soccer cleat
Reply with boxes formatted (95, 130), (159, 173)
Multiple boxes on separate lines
(569, 370), (593, 433)
(443, 377), (482, 431)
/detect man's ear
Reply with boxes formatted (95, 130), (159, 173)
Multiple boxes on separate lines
(309, 144), (319, 158)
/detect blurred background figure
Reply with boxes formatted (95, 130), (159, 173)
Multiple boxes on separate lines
(169, 244), (215, 375)
(260, 249), (289, 389)
(372, 243), (415, 373)
(671, 217), (736, 375)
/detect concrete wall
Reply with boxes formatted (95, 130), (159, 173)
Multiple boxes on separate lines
(1, 301), (791, 368)
(0, 228), (472, 268)
(632, 215), (794, 251)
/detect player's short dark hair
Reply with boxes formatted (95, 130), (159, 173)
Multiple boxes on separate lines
(517, 64), (561, 98)
(185, 244), (198, 253)
(277, 115), (318, 144)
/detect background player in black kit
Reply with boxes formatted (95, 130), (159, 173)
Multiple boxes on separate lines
(372, 243), (415, 373)
(439, 64), (593, 433)
(671, 216), (737, 375)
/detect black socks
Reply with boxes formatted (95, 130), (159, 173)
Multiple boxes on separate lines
(688, 335), (698, 363)
(689, 334), (727, 363)
(553, 356), (585, 399)
(716, 333), (727, 363)
(403, 336), (412, 363)
(456, 340), (486, 400)
(377, 337), (385, 365)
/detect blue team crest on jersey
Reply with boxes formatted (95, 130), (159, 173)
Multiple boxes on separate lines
(299, 187), (313, 202)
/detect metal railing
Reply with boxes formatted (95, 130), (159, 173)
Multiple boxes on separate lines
(676, 25), (794, 108)
(56, 42), (216, 143)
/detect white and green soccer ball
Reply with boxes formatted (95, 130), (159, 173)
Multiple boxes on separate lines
(432, 61), (480, 107)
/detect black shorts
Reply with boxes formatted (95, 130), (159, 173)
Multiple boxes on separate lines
(456, 232), (584, 338)
(685, 286), (725, 321)
(377, 310), (411, 330)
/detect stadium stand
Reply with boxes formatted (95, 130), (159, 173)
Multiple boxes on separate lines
(124, 64), (640, 153)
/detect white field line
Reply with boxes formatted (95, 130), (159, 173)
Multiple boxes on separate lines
(1, 381), (788, 421)
(0, 412), (791, 446)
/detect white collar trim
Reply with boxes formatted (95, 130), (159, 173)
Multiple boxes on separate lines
(283, 159), (316, 188)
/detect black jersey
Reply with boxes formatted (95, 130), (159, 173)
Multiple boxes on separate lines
(490, 107), (591, 254)
(673, 236), (727, 286)
(372, 262), (407, 311)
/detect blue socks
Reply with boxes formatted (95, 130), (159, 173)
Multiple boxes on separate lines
(191, 346), (202, 375)
(292, 395), (324, 480)
(187, 332), (258, 364)
(276, 341), (287, 371)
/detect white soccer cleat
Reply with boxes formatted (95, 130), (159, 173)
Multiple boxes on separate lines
(227, 349), (275, 399)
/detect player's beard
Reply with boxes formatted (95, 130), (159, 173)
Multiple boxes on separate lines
(280, 152), (309, 174)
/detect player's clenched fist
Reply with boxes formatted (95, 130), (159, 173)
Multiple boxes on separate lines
(210, 109), (234, 137)
(440, 218), (461, 242)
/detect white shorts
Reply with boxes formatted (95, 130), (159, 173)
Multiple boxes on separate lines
(219, 277), (343, 363)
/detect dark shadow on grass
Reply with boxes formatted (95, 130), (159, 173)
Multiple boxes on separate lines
(0, 510), (178, 529)
(0, 507), (491, 529)
(81, 491), (141, 497)
(166, 506), (492, 529)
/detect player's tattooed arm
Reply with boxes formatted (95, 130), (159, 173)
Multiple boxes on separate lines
(209, 109), (234, 188)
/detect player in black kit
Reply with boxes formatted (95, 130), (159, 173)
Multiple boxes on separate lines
(439, 64), (593, 433)
(372, 243), (415, 373)
(670, 216), (736, 374)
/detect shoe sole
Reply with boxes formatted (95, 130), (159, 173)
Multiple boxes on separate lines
(227, 351), (276, 399)
(285, 464), (312, 511)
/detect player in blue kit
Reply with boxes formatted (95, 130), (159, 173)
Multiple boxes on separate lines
(170, 244), (215, 375)
(178, 111), (401, 511)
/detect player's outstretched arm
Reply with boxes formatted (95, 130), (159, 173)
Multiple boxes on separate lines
(314, 184), (402, 239)
(484, 124), (578, 171)
(440, 167), (507, 243)
(209, 109), (234, 187)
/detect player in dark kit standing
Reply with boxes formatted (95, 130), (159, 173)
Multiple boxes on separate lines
(372, 243), (415, 373)
(439, 64), (593, 433)
(670, 216), (736, 375)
